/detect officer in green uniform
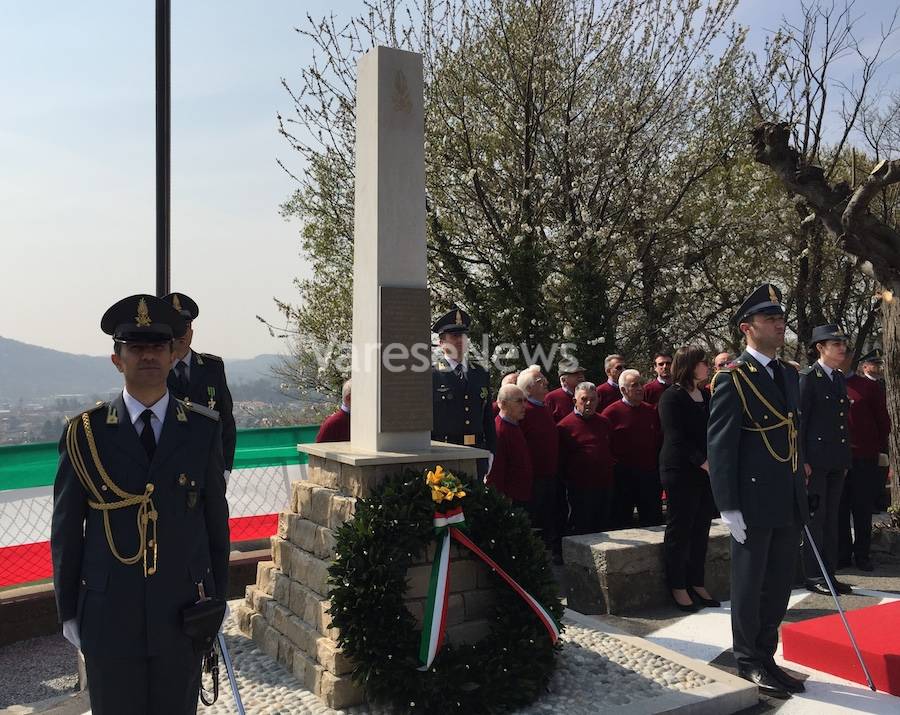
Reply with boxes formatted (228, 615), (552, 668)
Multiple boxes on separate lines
(164, 292), (236, 478)
(51, 294), (230, 715)
(708, 284), (809, 699)
(431, 307), (496, 477)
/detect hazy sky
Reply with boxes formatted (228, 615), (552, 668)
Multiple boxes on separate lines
(2, 1), (898, 360)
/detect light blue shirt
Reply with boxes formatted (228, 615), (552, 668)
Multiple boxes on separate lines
(745, 346), (776, 379)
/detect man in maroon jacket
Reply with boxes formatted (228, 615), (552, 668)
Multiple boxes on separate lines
(840, 350), (891, 570)
(558, 382), (615, 534)
(544, 359), (584, 422)
(315, 379), (351, 443)
(517, 366), (562, 560)
(642, 352), (673, 406)
(486, 384), (534, 510)
(596, 354), (627, 411)
(602, 369), (663, 528)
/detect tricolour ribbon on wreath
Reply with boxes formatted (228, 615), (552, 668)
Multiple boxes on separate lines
(418, 467), (560, 670)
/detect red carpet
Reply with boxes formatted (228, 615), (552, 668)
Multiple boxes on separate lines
(0, 514), (279, 588)
(782, 600), (900, 695)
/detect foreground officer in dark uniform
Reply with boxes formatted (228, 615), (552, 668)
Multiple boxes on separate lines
(431, 307), (496, 477)
(799, 325), (853, 595)
(51, 294), (230, 715)
(164, 292), (236, 478)
(708, 284), (808, 699)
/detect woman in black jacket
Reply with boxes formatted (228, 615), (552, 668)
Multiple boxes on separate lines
(658, 345), (720, 612)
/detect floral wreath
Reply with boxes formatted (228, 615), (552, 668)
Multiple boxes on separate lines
(328, 466), (564, 714)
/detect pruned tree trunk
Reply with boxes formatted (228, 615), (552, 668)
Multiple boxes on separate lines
(754, 122), (900, 507)
(882, 294), (900, 509)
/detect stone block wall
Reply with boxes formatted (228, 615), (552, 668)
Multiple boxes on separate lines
(562, 522), (732, 615)
(235, 454), (486, 709)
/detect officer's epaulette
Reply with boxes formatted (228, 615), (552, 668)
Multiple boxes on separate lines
(435, 357), (452, 372)
(799, 365), (814, 376)
(65, 401), (108, 425)
(177, 398), (220, 421)
(718, 358), (744, 373)
(200, 352), (223, 362)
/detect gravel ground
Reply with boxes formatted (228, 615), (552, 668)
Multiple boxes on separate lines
(201, 604), (710, 714)
(0, 633), (79, 709)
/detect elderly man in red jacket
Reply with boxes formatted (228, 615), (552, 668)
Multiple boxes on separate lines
(558, 382), (615, 534)
(315, 379), (351, 443)
(840, 350), (891, 570)
(517, 366), (562, 559)
(486, 384), (534, 511)
(544, 359), (585, 423)
(602, 369), (663, 528)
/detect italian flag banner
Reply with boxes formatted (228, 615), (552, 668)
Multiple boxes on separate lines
(0, 425), (319, 588)
(417, 505), (560, 670)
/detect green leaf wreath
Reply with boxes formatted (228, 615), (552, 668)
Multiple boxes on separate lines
(327, 468), (564, 714)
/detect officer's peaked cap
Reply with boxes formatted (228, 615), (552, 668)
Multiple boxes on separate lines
(101, 294), (186, 343)
(734, 283), (785, 324)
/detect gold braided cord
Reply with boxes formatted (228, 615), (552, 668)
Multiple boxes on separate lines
(65, 415), (158, 576)
(729, 367), (799, 472)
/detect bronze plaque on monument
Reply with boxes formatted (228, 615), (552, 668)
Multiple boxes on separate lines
(379, 286), (433, 433)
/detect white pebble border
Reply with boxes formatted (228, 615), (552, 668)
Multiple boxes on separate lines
(205, 600), (711, 714)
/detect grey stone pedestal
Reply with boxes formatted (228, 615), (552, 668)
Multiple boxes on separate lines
(563, 522), (732, 614)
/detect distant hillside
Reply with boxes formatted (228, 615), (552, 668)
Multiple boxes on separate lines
(0, 336), (284, 403)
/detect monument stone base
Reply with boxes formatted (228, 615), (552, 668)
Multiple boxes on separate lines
(235, 440), (490, 709)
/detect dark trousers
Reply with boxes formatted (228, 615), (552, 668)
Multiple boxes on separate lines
(803, 467), (845, 581)
(85, 643), (203, 715)
(568, 485), (612, 535)
(530, 477), (560, 550)
(839, 457), (880, 563)
(661, 468), (715, 589)
(612, 464), (663, 528)
(731, 522), (801, 670)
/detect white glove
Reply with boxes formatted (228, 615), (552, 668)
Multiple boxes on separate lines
(62, 619), (81, 649)
(720, 510), (747, 544)
(223, 469), (231, 487)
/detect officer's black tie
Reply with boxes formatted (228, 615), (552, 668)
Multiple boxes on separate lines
(768, 359), (786, 397)
(454, 363), (467, 386)
(173, 360), (189, 396)
(139, 409), (156, 460)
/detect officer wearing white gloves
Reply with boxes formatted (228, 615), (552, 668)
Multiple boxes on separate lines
(707, 284), (809, 700)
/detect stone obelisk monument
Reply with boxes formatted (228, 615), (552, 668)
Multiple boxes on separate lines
(237, 47), (488, 709)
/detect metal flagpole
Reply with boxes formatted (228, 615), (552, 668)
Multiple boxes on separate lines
(217, 632), (246, 714)
(803, 523), (876, 691)
(155, 0), (171, 296)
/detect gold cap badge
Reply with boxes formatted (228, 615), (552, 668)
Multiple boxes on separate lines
(172, 294), (182, 312)
(135, 298), (152, 327)
(455, 310), (463, 325)
(768, 284), (778, 303)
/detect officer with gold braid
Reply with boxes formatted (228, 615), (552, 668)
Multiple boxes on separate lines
(708, 284), (809, 700)
(50, 294), (230, 715)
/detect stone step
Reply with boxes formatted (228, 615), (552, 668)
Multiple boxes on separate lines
(290, 481), (356, 529)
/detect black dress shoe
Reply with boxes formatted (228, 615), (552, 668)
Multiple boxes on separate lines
(687, 586), (721, 608)
(670, 592), (698, 613)
(764, 660), (806, 693)
(856, 556), (874, 572)
(738, 665), (792, 699)
(832, 578), (853, 595)
(805, 579), (831, 595)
